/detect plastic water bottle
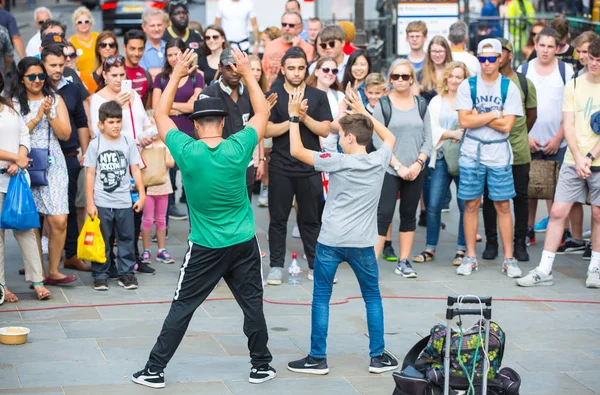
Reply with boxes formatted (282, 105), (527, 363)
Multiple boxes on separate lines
(288, 253), (301, 285)
(130, 179), (139, 204)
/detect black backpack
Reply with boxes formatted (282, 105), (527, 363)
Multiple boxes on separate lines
(379, 95), (427, 127)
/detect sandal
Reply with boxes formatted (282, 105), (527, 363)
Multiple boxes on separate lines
(18, 267), (25, 275)
(1, 285), (18, 303)
(453, 251), (466, 266)
(413, 250), (435, 263)
(32, 282), (51, 301)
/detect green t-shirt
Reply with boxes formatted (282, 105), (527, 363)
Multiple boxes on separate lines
(509, 73), (537, 165)
(165, 126), (258, 248)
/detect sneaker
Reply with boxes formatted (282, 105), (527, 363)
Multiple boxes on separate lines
(136, 262), (156, 275)
(442, 208), (451, 213)
(556, 238), (586, 254)
(369, 351), (399, 373)
(41, 236), (49, 255)
(382, 245), (398, 262)
(561, 229), (572, 245)
(287, 355), (329, 375)
(156, 250), (175, 264)
(93, 279), (108, 291)
(534, 216), (550, 232)
(118, 275), (139, 290)
(249, 364), (277, 384)
(583, 229), (592, 241)
(516, 268), (553, 287)
(266, 267), (283, 285)
(140, 250), (151, 264)
(583, 243), (592, 260)
(307, 269), (338, 284)
(0, 285), (4, 305)
(514, 242), (529, 262)
(502, 258), (522, 278)
(292, 225), (301, 238)
(132, 366), (165, 389)
(258, 186), (269, 207)
(481, 242), (498, 260)
(457, 257), (478, 276)
(168, 204), (188, 221)
(526, 227), (536, 246)
(586, 267), (600, 288)
(395, 259), (417, 278)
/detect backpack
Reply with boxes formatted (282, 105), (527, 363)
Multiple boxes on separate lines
(515, 72), (528, 104)
(468, 75), (511, 110)
(521, 59), (567, 85)
(160, 72), (197, 91)
(380, 95), (427, 127)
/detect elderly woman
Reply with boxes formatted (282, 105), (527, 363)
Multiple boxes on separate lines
(69, 7), (98, 78)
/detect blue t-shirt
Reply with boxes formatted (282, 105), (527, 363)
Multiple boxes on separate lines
(481, 1), (503, 37)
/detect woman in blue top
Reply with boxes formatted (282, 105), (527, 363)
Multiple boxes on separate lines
(341, 49), (371, 107)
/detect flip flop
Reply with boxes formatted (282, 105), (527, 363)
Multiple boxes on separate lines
(413, 251), (435, 263)
(32, 282), (51, 301)
(44, 275), (78, 286)
(453, 251), (466, 266)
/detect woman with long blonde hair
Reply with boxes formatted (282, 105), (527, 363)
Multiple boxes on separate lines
(419, 35), (452, 104)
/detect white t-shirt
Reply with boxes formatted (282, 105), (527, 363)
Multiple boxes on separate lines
(517, 58), (574, 148)
(452, 51), (481, 77)
(90, 90), (152, 141)
(26, 33), (41, 57)
(0, 106), (31, 193)
(321, 89), (345, 153)
(456, 74), (523, 167)
(216, 0), (256, 51)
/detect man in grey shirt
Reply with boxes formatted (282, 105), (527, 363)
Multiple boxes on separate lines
(285, 87), (400, 376)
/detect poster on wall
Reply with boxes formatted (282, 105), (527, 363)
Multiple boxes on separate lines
(397, 0), (459, 56)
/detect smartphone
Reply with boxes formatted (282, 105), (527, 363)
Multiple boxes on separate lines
(121, 80), (132, 92)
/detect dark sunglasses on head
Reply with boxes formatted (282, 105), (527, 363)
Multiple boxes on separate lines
(77, 19), (91, 25)
(24, 73), (46, 82)
(478, 55), (498, 63)
(320, 67), (339, 75)
(282, 22), (296, 28)
(390, 73), (411, 81)
(99, 41), (117, 49)
(64, 51), (77, 59)
(104, 55), (125, 67)
(37, 19), (48, 26)
(205, 34), (221, 41)
(319, 40), (337, 50)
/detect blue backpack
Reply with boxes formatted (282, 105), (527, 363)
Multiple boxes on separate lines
(468, 75), (510, 110)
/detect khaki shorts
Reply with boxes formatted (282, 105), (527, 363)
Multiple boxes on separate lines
(76, 168), (87, 208)
(263, 137), (273, 149)
(554, 164), (600, 206)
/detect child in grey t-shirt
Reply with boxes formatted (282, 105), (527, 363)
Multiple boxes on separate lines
(84, 101), (145, 291)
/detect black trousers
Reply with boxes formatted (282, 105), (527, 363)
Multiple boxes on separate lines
(147, 237), (272, 370)
(64, 155), (81, 259)
(483, 163), (530, 244)
(377, 171), (425, 235)
(268, 171), (322, 269)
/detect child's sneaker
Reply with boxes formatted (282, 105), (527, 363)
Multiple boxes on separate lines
(93, 279), (108, 291)
(140, 250), (151, 264)
(118, 275), (138, 290)
(156, 249), (175, 264)
(136, 262), (156, 275)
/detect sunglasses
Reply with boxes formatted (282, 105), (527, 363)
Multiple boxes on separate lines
(64, 52), (77, 59)
(281, 23), (296, 28)
(99, 41), (117, 49)
(37, 19), (48, 26)
(319, 40), (337, 50)
(24, 73), (46, 82)
(104, 55), (125, 68)
(390, 73), (411, 81)
(478, 55), (498, 63)
(205, 34), (221, 41)
(77, 19), (91, 25)
(320, 67), (339, 75)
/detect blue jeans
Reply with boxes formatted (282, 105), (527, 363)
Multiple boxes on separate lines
(426, 159), (466, 252)
(310, 243), (385, 359)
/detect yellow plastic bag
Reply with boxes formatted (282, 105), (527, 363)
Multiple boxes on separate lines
(77, 216), (106, 264)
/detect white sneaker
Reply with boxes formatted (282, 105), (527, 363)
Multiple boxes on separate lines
(292, 225), (301, 239)
(586, 267), (600, 288)
(266, 267), (282, 285)
(516, 268), (554, 287)
(307, 269), (337, 283)
(502, 258), (522, 278)
(257, 186), (269, 207)
(456, 257), (478, 276)
(41, 236), (49, 255)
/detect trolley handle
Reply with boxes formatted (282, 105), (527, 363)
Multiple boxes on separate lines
(446, 307), (492, 320)
(447, 296), (492, 307)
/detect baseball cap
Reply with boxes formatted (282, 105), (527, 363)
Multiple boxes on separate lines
(41, 33), (65, 48)
(477, 38), (502, 55)
(189, 95), (229, 120)
(497, 38), (514, 53)
(220, 48), (236, 66)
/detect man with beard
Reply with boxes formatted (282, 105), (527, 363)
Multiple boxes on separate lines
(163, 3), (202, 57)
(262, 11), (314, 87)
(264, 47), (332, 285)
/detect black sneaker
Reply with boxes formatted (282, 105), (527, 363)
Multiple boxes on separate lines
(561, 229), (572, 245)
(556, 238), (586, 254)
(118, 275), (138, 290)
(249, 364), (277, 384)
(93, 279), (108, 291)
(482, 242), (498, 260)
(168, 204), (188, 221)
(132, 366), (165, 389)
(287, 355), (329, 375)
(514, 241), (529, 262)
(136, 262), (156, 275)
(369, 351), (399, 373)
(382, 245), (398, 262)
(583, 243), (592, 260)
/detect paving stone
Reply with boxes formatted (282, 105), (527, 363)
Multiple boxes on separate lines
(225, 377), (360, 395)
(0, 364), (19, 389)
(95, 304), (174, 321)
(287, 334), (375, 357)
(60, 320), (163, 339)
(60, 287), (143, 304)
(63, 381), (231, 394)
(510, 349), (600, 372)
(566, 371), (600, 393)
(0, 322), (65, 341)
(215, 334), (301, 356)
(0, 388), (64, 395)
(19, 307), (101, 322)
(518, 371), (596, 394)
(346, 376), (397, 395)
(274, 354), (371, 379)
(0, 339), (104, 364)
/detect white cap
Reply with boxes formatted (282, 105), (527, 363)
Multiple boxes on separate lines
(477, 38), (502, 55)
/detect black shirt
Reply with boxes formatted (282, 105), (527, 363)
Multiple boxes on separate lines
(202, 82), (254, 139)
(163, 27), (203, 56)
(56, 78), (88, 153)
(266, 84), (333, 176)
(63, 67), (91, 100)
(198, 56), (218, 85)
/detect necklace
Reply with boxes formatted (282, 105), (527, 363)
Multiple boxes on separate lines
(199, 135), (222, 139)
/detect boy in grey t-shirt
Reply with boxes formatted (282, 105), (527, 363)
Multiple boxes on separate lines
(285, 87), (399, 375)
(84, 101), (145, 292)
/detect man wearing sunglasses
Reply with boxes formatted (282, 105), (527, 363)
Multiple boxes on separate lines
(455, 38), (523, 277)
(163, 3), (203, 57)
(309, 26), (348, 83)
(25, 7), (52, 57)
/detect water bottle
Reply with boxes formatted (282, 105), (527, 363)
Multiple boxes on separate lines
(130, 179), (139, 204)
(288, 253), (301, 285)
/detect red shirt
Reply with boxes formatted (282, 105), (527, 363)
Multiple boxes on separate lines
(343, 43), (359, 56)
(126, 65), (150, 106)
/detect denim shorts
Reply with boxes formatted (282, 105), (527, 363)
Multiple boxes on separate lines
(457, 156), (516, 202)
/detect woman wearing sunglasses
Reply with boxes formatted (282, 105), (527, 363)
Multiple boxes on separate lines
(341, 49), (372, 107)
(70, 7), (98, 79)
(92, 31), (119, 85)
(521, 21), (545, 61)
(372, 59), (432, 278)
(9, 57), (73, 287)
(64, 40), (97, 94)
(198, 24), (229, 84)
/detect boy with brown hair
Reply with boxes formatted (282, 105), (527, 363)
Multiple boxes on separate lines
(405, 21), (427, 73)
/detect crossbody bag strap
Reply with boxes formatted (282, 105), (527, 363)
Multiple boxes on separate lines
(128, 101), (136, 140)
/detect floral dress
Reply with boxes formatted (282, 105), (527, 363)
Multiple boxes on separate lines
(13, 96), (69, 216)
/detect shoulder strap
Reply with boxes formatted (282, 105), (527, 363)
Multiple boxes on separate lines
(415, 95), (427, 120)
(160, 74), (166, 91)
(522, 61), (529, 76)
(558, 60), (566, 85)
(516, 72), (528, 104)
(191, 72), (196, 86)
(500, 76), (510, 108)
(401, 335), (431, 370)
(128, 102), (136, 140)
(380, 96), (392, 128)
(468, 76), (478, 108)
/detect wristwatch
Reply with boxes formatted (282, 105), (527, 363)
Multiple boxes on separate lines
(587, 152), (596, 161)
(393, 163), (401, 171)
(289, 116), (300, 123)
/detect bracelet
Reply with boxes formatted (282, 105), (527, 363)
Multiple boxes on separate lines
(416, 158), (425, 168)
(259, 157), (267, 162)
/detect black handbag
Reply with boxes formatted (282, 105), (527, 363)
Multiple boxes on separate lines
(27, 126), (51, 187)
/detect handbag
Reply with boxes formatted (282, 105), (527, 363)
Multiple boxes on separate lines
(528, 159), (559, 200)
(27, 126), (51, 187)
(441, 139), (460, 177)
(141, 146), (167, 186)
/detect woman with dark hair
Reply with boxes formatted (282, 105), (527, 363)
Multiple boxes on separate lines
(198, 24), (229, 84)
(418, 35), (453, 104)
(92, 31), (119, 85)
(10, 57), (73, 287)
(341, 49), (371, 106)
(0, 71), (52, 303)
(522, 21), (545, 60)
